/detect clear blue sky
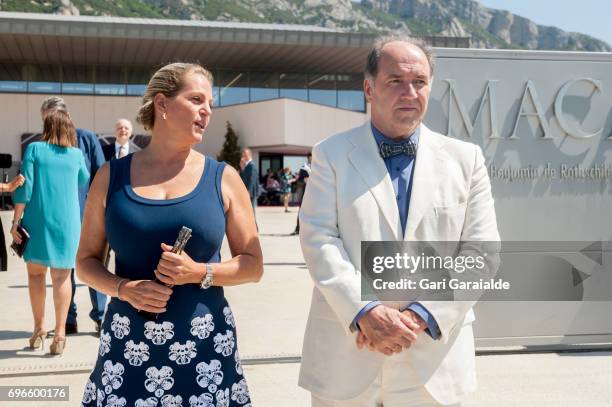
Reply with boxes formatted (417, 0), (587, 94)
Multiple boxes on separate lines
(477, 0), (612, 46)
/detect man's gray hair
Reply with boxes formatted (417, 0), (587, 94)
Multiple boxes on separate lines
(40, 96), (67, 113)
(365, 34), (435, 81)
(116, 118), (133, 128)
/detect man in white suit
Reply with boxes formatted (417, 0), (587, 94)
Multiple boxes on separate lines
(298, 35), (500, 406)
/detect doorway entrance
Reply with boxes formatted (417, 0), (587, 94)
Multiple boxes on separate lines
(258, 153), (309, 205)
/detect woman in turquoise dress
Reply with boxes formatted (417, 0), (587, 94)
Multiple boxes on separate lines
(11, 109), (89, 355)
(77, 63), (263, 406)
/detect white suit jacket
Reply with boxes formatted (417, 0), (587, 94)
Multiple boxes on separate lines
(298, 122), (500, 404)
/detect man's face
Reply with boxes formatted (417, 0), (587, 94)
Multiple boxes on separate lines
(364, 41), (432, 139)
(114, 120), (132, 145)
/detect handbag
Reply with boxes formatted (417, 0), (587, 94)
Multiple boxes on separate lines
(10, 224), (30, 258)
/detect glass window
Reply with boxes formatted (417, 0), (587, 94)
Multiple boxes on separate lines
(260, 158), (272, 177)
(63, 65), (95, 83)
(217, 71), (249, 106)
(212, 86), (220, 108)
(126, 67), (152, 84)
(250, 72), (279, 102)
(96, 66), (125, 84)
(25, 65), (61, 93)
(125, 67), (152, 96)
(0, 81), (27, 92)
(279, 73), (307, 101)
(62, 65), (94, 94)
(337, 74), (365, 111)
(29, 82), (61, 93)
(95, 84), (126, 96)
(260, 155), (283, 176)
(127, 84), (147, 96)
(0, 63), (24, 81)
(62, 83), (94, 94)
(308, 74), (336, 107)
(0, 64), (366, 113)
(27, 64), (61, 82)
(338, 90), (365, 111)
(283, 155), (308, 175)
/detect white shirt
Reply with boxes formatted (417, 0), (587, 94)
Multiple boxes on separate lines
(115, 141), (129, 159)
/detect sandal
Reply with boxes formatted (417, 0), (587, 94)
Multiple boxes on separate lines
(49, 336), (66, 355)
(28, 329), (46, 350)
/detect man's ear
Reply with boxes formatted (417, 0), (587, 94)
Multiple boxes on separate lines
(364, 78), (373, 102)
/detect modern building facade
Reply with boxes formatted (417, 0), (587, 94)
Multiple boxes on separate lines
(0, 11), (375, 174)
(0, 11), (469, 176)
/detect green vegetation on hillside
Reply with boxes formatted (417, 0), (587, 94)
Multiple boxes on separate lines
(1, 0), (61, 13)
(1, 0), (608, 51)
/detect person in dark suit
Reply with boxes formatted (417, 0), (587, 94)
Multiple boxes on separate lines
(40, 96), (106, 336)
(240, 148), (259, 212)
(102, 118), (140, 161)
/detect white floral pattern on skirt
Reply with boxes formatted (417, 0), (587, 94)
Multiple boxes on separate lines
(82, 307), (250, 407)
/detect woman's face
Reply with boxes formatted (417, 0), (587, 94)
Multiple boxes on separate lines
(163, 72), (213, 144)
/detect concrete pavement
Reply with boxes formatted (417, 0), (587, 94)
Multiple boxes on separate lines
(1, 208), (611, 406)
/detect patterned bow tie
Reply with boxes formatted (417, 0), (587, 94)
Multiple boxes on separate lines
(379, 140), (417, 159)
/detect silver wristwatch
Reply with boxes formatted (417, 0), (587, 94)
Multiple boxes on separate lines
(199, 263), (213, 289)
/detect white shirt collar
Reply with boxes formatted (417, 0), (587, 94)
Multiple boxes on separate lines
(114, 141), (129, 158)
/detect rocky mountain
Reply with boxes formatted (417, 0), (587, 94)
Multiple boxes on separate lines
(2, 0), (610, 51)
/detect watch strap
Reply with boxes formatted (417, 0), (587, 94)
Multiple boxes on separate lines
(199, 263), (213, 289)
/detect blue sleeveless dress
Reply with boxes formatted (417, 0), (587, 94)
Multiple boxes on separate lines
(82, 155), (251, 407)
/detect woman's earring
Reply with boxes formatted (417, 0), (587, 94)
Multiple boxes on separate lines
(162, 112), (167, 120)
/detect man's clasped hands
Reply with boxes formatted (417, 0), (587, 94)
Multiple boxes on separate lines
(356, 305), (428, 356)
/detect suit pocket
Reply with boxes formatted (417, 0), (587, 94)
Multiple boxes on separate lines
(430, 202), (467, 238)
(433, 201), (467, 216)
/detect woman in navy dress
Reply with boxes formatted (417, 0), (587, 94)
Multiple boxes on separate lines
(77, 63), (263, 407)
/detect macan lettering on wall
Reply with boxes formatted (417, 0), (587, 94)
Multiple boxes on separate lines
(444, 77), (610, 140)
(442, 77), (611, 182)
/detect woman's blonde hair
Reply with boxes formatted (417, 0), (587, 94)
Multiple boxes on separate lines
(42, 109), (76, 147)
(136, 62), (214, 131)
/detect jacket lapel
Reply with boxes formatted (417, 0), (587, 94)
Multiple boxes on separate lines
(404, 125), (445, 240)
(348, 124), (402, 240)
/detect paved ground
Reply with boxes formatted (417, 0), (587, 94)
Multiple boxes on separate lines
(1, 208), (611, 406)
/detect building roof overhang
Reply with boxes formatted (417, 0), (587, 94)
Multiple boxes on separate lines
(0, 11), (376, 73)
